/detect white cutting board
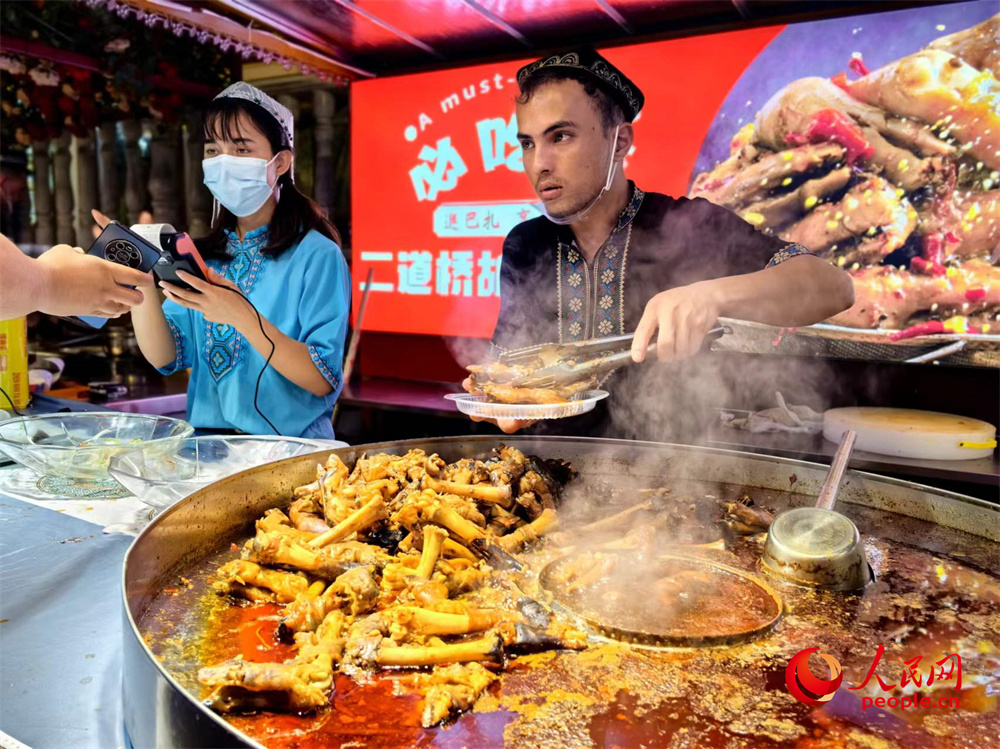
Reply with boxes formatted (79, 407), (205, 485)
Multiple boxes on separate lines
(823, 407), (997, 461)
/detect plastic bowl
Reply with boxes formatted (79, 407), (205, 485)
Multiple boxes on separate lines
(108, 436), (345, 510)
(0, 412), (194, 482)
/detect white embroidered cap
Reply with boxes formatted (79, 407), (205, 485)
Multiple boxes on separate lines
(214, 81), (294, 149)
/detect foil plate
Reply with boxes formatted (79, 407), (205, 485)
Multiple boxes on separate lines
(446, 390), (609, 420)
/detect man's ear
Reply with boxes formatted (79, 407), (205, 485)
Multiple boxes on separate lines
(614, 123), (634, 160)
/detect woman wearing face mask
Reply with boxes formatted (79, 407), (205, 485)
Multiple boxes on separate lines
(126, 82), (350, 439)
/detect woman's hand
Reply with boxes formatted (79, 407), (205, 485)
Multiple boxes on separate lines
(160, 269), (254, 329)
(86, 208), (175, 368)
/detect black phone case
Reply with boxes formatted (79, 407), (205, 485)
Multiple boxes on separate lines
(87, 222), (162, 270)
(72, 223), (162, 328)
(153, 233), (208, 292)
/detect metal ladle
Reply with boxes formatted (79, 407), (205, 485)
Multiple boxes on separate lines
(762, 430), (871, 591)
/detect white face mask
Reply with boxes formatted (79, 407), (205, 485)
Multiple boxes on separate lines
(541, 124), (621, 226)
(202, 153), (280, 218)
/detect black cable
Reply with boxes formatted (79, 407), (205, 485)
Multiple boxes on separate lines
(0, 385), (26, 416)
(217, 284), (280, 436)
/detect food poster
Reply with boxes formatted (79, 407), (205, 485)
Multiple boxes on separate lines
(351, 2), (998, 341)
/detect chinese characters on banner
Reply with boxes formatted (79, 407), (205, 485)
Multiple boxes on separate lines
(409, 137), (469, 202)
(408, 117), (522, 203)
(361, 250), (502, 299)
(433, 202), (540, 238)
(354, 64), (545, 336)
(477, 115), (523, 174)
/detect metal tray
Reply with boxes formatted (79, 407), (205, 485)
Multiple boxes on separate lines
(716, 318), (1000, 367)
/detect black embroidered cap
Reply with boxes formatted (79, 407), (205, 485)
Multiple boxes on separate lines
(516, 48), (644, 122)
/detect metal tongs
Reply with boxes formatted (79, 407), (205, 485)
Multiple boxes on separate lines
(498, 326), (728, 389)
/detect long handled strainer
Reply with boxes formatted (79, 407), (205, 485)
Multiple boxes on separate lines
(762, 429), (871, 591)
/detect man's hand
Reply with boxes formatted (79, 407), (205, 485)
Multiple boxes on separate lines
(460, 376), (536, 434)
(35, 244), (151, 318)
(159, 269), (254, 329)
(631, 281), (721, 362)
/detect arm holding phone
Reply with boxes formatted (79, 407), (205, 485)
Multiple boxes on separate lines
(0, 233), (148, 321)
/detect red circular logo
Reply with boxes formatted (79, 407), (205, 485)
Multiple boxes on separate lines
(785, 648), (843, 705)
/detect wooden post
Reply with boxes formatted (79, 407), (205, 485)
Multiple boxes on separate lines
(277, 94), (301, 123)
(278, 93), (302, 188)
(73, 131), (100, 246)
(32, 140), (54, 246)
(148, 121), (181, 227)
(52, 132), (75, 245)
(313, 89), (335, 219)
(183, 111), (211, 237)
(122, 119), (148, 225)
(16, 184), (33, 245)
(98, 122), (122, 220)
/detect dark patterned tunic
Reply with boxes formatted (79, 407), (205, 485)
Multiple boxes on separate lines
(489, 183), (811, 441)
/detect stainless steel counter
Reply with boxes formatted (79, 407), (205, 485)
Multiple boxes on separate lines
(0, 498), (130, 749)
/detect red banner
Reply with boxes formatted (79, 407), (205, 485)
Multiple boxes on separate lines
(351, 26), (782, 337)
(353, 1), (998, 341)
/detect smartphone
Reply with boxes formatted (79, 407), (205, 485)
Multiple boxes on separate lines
(74, 222), (162, 329)
(154, 232), (210, 292)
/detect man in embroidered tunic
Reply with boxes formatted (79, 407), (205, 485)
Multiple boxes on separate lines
(468, 48), (855, 440)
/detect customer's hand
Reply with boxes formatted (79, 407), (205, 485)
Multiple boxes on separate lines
(461, 376), (537, 434)
(35, 244), (150, 317)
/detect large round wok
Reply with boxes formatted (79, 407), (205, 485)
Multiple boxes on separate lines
(122, 436), (1000, 749)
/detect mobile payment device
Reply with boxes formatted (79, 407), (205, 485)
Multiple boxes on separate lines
(153, 231), (210, 291)
(74, 222), (161, 329)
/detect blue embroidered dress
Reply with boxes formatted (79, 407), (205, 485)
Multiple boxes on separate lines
(157, 225), (350, 439)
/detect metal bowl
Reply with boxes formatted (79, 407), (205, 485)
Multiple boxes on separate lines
(109, 436), (344, 510)
(761, 507), (871, 591)
(0, 412), (193, 482)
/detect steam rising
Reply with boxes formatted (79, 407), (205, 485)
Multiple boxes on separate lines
(446, 252), (866, 446)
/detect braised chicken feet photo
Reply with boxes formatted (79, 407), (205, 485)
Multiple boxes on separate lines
(690, 15), (1000, 335)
